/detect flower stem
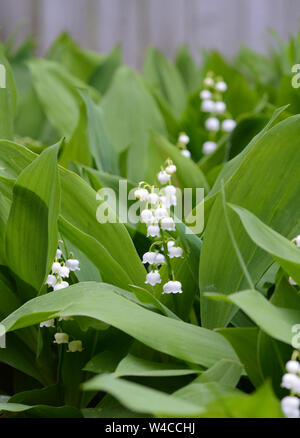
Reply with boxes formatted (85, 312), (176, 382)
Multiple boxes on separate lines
(160, 228), (174, 281)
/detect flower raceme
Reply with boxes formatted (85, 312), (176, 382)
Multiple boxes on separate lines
(281, 352), (300, 418)
(199, 72), (236, 156)
(134, 160), (184, 295)
(40, 247), (83, 353)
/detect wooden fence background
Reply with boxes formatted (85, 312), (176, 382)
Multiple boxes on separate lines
(0, 0), (299, 68)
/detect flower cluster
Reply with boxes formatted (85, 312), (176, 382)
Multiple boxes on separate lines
(46, 249), (80, 291)
(176, 132), (191, 159)
(134, 161), (183, 294)
(200, 72), (236, 155)
(40, 247), (82, 353)
(281, 352), (300, 418)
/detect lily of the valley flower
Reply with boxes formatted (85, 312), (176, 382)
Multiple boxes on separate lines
(202, 141), (217, 155)
(145, 270), (161, 286)
(205, 117), (220, 132)
(280, 354), (300, 418)
(200, 90), (212, 100)
(168, 241), (183, 258)
(222, 119), (236, 132)
(54, 333), (69, 344)
(215, 81), (227, 92)
(67, 340), (83, 353)
(158, 170), (171, 185)
(160, 217), (176, 231)
(54, 281), (69, 291)
(66, 259), (80, 272)
(163, 281), (183, 294)
(147, 224), (160, 238)
(181, 149), (191, 159)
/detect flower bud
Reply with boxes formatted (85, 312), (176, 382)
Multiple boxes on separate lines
(205, 117), (220, 132)
(203, 141), (217, 155)
(222, 119), (236, 132)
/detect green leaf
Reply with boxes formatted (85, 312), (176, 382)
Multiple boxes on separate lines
(143, 46), (187, 119)
(210, 290), (300, 346)
(101, 66), (167, 181)
(89, 45), (122, 95)
(2, 282), (238, 368)
(82, 373), (203, 417)
(200, 115), (300, 328)
(114, 354), (197, 378)
(230, 203), (300, 285)
(5, 143), (60, 293)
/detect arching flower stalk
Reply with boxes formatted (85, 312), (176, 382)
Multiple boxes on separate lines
(200, 72), (236, 156)
(134, 160), (183, 295)
(40, 246), (83, 353)
(281, 351), (300, 418)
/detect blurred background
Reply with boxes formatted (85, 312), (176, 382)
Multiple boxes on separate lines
(0, 0), (299, 68)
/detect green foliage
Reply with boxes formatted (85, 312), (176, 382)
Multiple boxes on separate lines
(0, 30), (300, 418)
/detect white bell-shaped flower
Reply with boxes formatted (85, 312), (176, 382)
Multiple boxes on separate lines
(40, 319), (55, 328)
(158, 171), (171, 185)
(160, 217), (175, 231)
(51, 262), (62, 274)
(59, 266), (70, 279)
(154, 253), (165, 265)
(295, 235), (300, 247)
(53, 281), (69, 291)
(201, 99), (215, 113)
(200, 90), (212, 100)
(134, 188), (149, 201)
(142, 252), (157, 265)
(148, 193), (159, 205)
(168, 245), (183, 258)
(205, 117), (220, 132)
(154, 207), (168, 220)
(160, 194), (177, 208)
(286, 360), (300, 374)
(281, 373), (300, 391)
(281, 396), (300, 418)
(163, 281), (182, 294)
(141, 209), (154, 224)
(178, 134), (190, 145)
(215, 81), (227, 92)
(54, 332), (69, 344)
(145, 270), (161, 286)
(203, 141), (217, 155)
(56, 249), (62, 259)
(164, 185), (177, 197)
(222, 119), (236, 132)
(203, 77), (214, 88)
(181, 149), (191, 159)
(147, 224), (160, 238)
(214, 101), (226, 114)
(67, 340), (83, 353)
(166, 164), (176, 175)
(46, 274), (57, 287)
(66, 259), (80, 272)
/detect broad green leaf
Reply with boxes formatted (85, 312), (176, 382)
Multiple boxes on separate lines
(28, 59), (98, 138)
(230, 204), (300, 285)
(218, 327), (263, 387)
(114, 354), (197, 378)
(47, 32), (102, 82)
(143, 46), (187, 119)
(2, 282), (238, 368)
(101, 66), (167, 181)
(175, 45), (202, 93)
(5, 144), (60, 293)
(200, 115), (300, 329)
(82, 373), (202, 416)
(89, 45), (122, 95)
(199, 382), (282, 418)
(209, 290), (300, 346)
(0, 402), (82, 418)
